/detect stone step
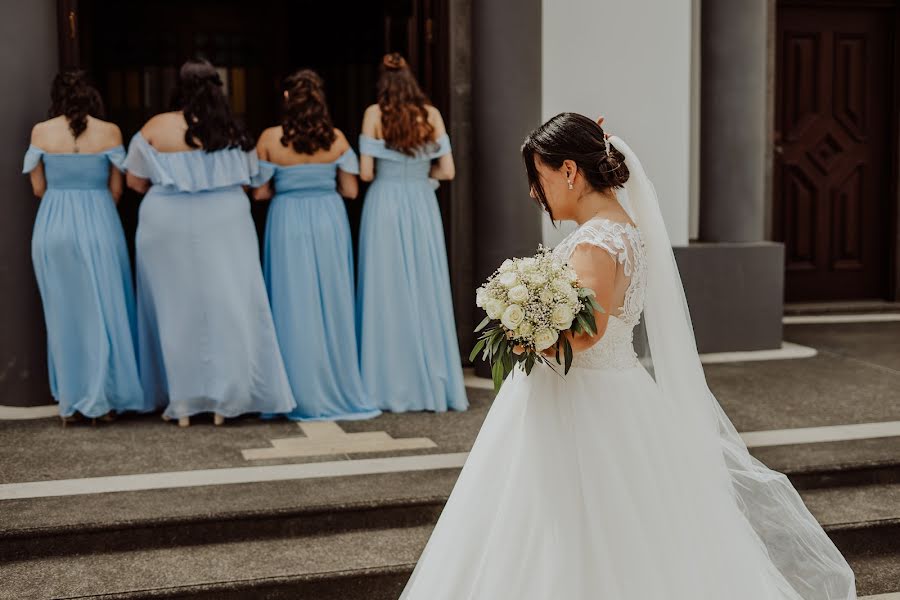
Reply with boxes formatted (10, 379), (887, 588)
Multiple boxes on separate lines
(3, 473), (900, 597)
(0, 525), (427, 600)
(0, 470), (457, 563)
(752, 437), (900, 490)
(783, 300), (900, 315)
(1, 523), (897, 599)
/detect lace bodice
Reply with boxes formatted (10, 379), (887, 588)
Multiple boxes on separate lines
(552, 218), (647, 370)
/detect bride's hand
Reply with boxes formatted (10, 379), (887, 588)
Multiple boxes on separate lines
(512, 345), (526, 355)
(597, 115), (610, 138)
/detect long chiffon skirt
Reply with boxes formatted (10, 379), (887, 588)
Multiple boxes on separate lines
(356, 178), (467, 413)
(264, 191), (379, 420)
(31, 188), (144, 417)
(135, 186), (295, 419)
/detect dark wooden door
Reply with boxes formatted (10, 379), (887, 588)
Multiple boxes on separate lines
(775, 2), (895, 301)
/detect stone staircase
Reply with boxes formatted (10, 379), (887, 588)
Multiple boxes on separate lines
(1, 446), (900, 599)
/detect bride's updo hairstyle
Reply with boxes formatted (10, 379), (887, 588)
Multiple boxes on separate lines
(48, 69), (104, 139)
(522, 112), (629, 219)
(280, 69), (336, 155)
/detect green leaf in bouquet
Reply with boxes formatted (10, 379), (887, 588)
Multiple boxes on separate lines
(491, 357), (505, 391)
(500, 344), (512, 374)
(576, 314), (596, 337)
(474, 316), (491, 333)
(469, 338), (487, 363)
(563, 337), (574, 374)
(524, 352), (536, 375)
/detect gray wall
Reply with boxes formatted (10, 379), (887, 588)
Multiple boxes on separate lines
(0, 0), (58, 406)
(472, 0), (543, 280)
(471, 0), (543, 374)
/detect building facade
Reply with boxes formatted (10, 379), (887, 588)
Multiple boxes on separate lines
(1, 0), (897, 406)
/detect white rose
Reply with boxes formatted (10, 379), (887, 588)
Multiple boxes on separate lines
(501, 304), (526, 330)
(565, 288), (580, 306)
(499, 259), (515, 273)
(508, 284), (529, 303)
(485, 299), (506, 320)
(475, 287), (488, 307)
(516, 321), (534, 339)
(551, 304), (575, 330)
(517, 257), (538, 273)
(526, 270), (548, 285)
(499, 271), (519, 288)
(533, 328), (559, 352)
(539, 287), (555, 304)
(552, 278), (573, 293)
(566, 267), (579, 283)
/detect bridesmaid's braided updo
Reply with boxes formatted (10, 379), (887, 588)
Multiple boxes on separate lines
(49, 69), (104, 140)
(522, 112), (629, 219)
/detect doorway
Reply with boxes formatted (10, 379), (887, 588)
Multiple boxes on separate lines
(59, 0), (453, 279)
(774, 0), (898, 302)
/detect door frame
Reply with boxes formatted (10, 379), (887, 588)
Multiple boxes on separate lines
(770, 0), (900, 301)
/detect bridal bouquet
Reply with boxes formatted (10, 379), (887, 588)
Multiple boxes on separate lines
(471, 247), (603, 390)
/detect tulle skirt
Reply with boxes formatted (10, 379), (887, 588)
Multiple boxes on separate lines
(31, 188), (144, 418)
(401, 363), (809, 600)
(135, 186), (295, 419)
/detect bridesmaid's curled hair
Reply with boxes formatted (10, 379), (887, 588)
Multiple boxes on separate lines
(377, 53), (435, 156)
(522, 112), (629, 217)
(48, 69), (104, 140)
(280, 69), (336, 155)
(174, 59), (253, 152)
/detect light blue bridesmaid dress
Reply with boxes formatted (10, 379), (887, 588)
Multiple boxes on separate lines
(257, 150), (380, 421)
(124, 133), (295, 419)
(356, 134), (468, 413)
(23, 145), (145, 418)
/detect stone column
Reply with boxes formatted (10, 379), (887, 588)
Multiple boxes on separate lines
(471, 0), (544, 374)
(699, 0), (768, 242)
(675, 0), (784, 353)
(0, 0), (59, 405)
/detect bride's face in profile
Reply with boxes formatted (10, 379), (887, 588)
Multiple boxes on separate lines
(529, 156), (580, 221)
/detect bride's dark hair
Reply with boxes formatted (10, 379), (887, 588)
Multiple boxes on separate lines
(522, 112), (629, 219)
(172, 58), (253, 152)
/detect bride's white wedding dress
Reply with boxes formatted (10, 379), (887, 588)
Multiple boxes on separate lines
(400, 138), (855, 599)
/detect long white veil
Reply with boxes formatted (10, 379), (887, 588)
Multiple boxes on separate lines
(609, 136), (856, 599)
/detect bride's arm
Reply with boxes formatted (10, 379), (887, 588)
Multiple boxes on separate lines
(549, 243), (617, 355)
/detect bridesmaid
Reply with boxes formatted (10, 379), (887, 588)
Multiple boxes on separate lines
(23, 69), (144, 424)
(125, 59), (295, 427)
(253, 70), (380, 421)
(357, 53), (467, 413)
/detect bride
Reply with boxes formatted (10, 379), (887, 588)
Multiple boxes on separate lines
(400, 113), (855, 599)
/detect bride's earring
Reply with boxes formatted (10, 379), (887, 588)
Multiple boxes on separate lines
(567, 180), (574, 190)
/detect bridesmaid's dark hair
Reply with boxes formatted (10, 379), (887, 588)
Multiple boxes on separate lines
(280, 69), (336, 155)
(173, 59), (253, 152)
(522, 112), (629, 219)
(48, 69), (104, 139)
(377, 53), (435, 156)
